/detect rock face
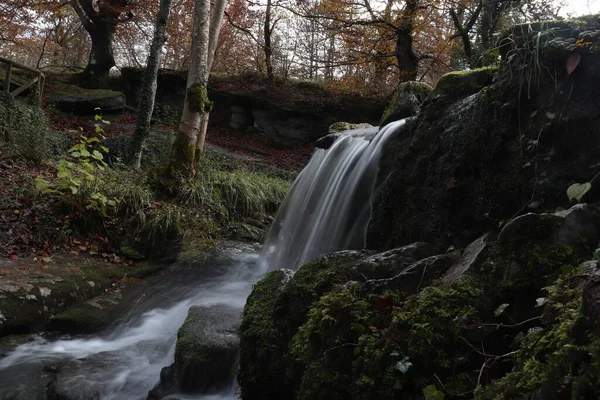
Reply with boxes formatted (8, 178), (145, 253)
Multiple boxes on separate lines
(149, 305), (240, 398)
(238, 203), (600, 400)
(368, 18), (600, 250)
(116, 68), (386, 144)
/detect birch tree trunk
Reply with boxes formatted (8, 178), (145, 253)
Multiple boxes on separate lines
(128, 0), (173, 169)
(195, 0), (228, 160)
(168, 0), (210, 176)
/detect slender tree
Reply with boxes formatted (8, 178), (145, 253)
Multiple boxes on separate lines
(128, 0), (173, 169)
(168, 0), (227, 177)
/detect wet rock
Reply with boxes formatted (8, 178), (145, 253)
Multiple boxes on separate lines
(369, 18), (600, 251)
(229, 222), (265, 243)
(552, 204), (599, 248)
(315, 133), (338, 149)
(362, 254), (454, 294)
(499, 204), (599, 251)
(380, 81), (432, 126)
(0, 253), (127, 336)
(239, 269), (293, 400)
(149, 305), (240, 398)
(327, 122), (374, 134)
(583, 268), (600, 334)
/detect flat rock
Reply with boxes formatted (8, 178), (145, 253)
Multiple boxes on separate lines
(48, 83), (125, 115)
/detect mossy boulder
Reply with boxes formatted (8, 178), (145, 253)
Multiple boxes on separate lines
(328, 122), (374, 134)
(0, 253), (129, 336)
(47, 83), (125, 115)
(238, 203), (600, 400)
(238, 269), (294, 400)
(149, 305), (240, 398)
(369, 18), (600, 251)
(379, 81), (433, 126)
(433, 66), (497, 98)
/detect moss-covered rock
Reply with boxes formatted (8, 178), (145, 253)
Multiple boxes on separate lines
(149, 305), (240, 398)
(47, 82), (125, 115)
(328, 122), (374, 134)
(238, 203), (600, 400)
(369, 18), (600, 251)
(379, 81), (432, 126)
(433, 66), (498, 98)
(238, 269), (294, 400)
(0, 253), (130, 336)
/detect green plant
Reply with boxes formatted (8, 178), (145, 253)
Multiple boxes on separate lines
(35, 112), (119, 216)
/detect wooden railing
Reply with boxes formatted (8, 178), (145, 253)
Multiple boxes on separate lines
(0, 57), (45, 101)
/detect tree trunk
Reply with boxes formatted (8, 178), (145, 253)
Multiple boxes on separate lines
(264, 0), (274, 82)
(196, 0), (227, 159)
(168, 0), (210, 177)
(79, 23), (117, 89)
(395, 0), (419, 82)
(128, 0), (173, 168)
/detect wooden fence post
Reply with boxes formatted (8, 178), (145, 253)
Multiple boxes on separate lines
(4, 62), (12, 92)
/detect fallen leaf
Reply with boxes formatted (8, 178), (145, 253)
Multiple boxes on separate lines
(17, 266), (29, 270)
(69, 266), (80, 271)
(10, 255), (18, 261)
(566, 53), (581, 75)
(446, 177), (457, 189)
(0, 270), (8, 276)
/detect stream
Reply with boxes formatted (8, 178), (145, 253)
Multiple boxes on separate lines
(0, 243), (261, 400)
(0, 120), (406, 399)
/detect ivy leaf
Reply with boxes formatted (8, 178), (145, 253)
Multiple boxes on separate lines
(561, 265), (574, 275)
(567, 182), (592, 202)
(395, 356), (412, 374)
(495, 303), (510, 317)
(92, 150), (104, 161)
(423, 385), (445, 400)
(536, 297), (547, 307)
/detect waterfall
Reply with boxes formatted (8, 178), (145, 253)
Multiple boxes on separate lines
(262, 119), (405, 271)
(0, 120), (405, 400)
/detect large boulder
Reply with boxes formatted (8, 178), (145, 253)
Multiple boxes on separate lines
(47, 83), (125, 115)
(148, 305), (240, 398)
(238, 203), (600, 400)
(369, 18), (600, 251)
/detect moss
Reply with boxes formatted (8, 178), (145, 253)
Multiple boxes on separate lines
(434, 66), (498, 98)
(478, 270), (600, 399)
(239, 270), (291, 399)
(187, 83), (213, 114)
(379, 81), (433, 126)
(49, 83), (123, 100)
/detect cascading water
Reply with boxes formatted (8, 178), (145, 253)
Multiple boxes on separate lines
(0, 120), (406, 400)
(262, 119), (405, 270)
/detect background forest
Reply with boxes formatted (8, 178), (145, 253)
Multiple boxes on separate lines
(0, 0), (589, 93)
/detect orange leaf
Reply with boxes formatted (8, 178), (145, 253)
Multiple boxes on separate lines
(566, 53), (581, 75)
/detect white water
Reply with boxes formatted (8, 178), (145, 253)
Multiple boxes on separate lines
(0, 251), (262, 400)
(0, 121), (405, 399)
(262, 119), (405, 270)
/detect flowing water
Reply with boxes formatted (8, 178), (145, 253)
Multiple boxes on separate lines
(0, 120), (405, 400)
(261, 119), (405, 270)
